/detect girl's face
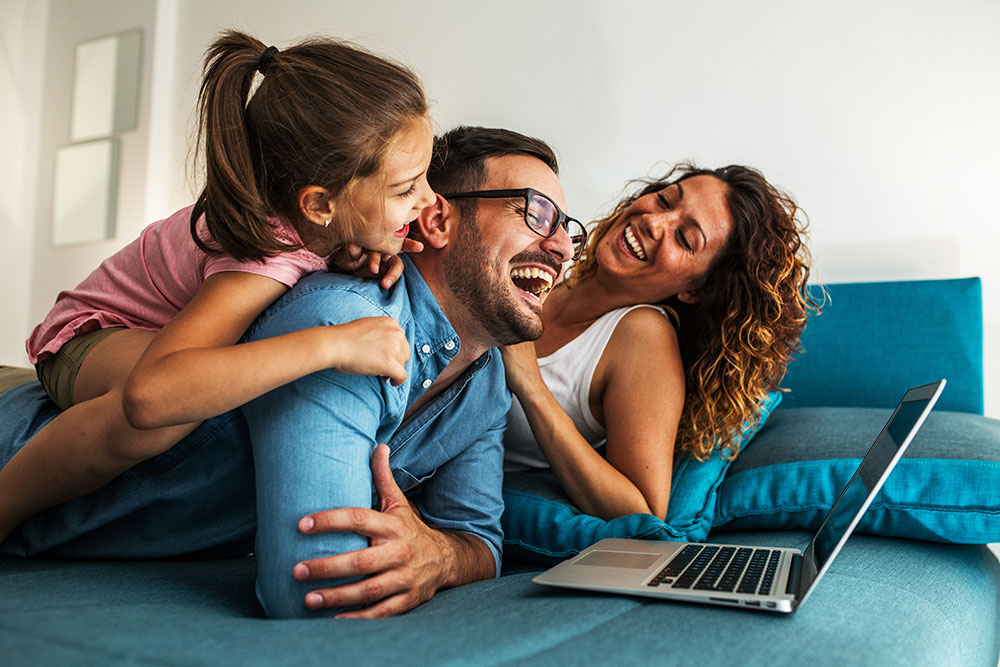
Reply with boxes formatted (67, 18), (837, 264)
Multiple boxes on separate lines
(594, 174), (734, 304)
(346, 115), (436, 254)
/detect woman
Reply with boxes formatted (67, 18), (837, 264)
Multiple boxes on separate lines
(502, 163), (816, 520)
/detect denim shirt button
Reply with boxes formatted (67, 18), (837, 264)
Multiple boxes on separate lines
(420, 344), (431, 354)
(444, 340), (456, 351)
(421, 379), (432, 388)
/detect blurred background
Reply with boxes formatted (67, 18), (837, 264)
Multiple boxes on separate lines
(2, 0), (997, 416)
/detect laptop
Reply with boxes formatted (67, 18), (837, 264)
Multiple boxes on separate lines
(532, 380), (946, 613)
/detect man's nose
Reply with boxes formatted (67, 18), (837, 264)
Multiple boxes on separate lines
(541, 225), (575, 263)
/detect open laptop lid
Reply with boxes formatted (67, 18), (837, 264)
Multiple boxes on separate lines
(793, 380), (946, 608)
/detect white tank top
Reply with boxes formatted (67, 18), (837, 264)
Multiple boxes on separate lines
(503, 304), (671, 471)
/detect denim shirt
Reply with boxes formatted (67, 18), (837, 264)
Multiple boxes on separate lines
(241, 256), (509, 618)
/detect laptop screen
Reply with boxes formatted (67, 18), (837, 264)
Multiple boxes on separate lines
(810, 396), (932, 569)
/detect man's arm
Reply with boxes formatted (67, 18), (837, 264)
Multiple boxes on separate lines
(240, 280), (410, 619)
(243, 367), (383, 619)
(290, 444), (496, 619)
(244, 284), (505, 619)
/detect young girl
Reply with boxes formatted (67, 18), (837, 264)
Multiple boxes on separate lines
(0, 30), (436, 544)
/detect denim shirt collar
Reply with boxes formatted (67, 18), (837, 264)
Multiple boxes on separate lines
(390, 255), (499, 438)
(399, 254), (462, 362)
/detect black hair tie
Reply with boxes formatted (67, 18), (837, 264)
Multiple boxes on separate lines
(257, 45), (279, 74)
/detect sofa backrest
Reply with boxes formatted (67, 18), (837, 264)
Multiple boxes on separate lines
(780, 277), (983, 414)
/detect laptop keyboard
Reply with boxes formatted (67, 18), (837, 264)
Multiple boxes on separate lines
(647, 544), (782, 595)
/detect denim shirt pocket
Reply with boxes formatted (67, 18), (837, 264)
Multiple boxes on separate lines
(392, 466), (437, 493)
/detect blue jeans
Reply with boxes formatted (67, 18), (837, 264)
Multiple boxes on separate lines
(0, 382), (257, 559)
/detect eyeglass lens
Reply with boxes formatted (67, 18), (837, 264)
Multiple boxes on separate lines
(528, 193), (586, 259)
(526, 194), (557, 235)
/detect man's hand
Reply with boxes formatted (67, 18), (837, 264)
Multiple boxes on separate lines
(291, 444), (479, 619)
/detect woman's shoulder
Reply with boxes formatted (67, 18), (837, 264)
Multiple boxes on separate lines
(583, 303), (672, 337)
(613, 304), (678, 339)
(592, 303), (685, 411)
(605, 304), (682, 368)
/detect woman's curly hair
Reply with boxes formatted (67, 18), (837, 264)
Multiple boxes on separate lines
(568, 163), (819, 461)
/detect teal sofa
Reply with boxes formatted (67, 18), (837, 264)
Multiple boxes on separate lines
(1, 278), (998, 666)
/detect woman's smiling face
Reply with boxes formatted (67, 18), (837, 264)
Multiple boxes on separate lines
(595, 174), (735, 304)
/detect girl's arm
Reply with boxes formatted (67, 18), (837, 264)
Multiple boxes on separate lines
(502, 307), (682, 520)
(123, 271), (409, 429)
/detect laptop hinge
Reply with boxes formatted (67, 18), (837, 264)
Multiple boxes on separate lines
(785, 553), (804, 596)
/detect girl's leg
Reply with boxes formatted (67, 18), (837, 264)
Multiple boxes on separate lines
(0, 329), (200, 543)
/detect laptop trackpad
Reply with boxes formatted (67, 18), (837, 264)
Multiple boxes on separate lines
(576, 550), (661, 569)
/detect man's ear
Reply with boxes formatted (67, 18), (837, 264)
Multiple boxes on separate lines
(298, 186), (336, 227)
(413, 194), (458, 250)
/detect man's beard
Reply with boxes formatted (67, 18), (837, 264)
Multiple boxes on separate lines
(444, 212), (544, 346)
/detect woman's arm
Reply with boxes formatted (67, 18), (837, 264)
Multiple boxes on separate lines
(123, 271), (410, 429)
(503, 307), (683, 520)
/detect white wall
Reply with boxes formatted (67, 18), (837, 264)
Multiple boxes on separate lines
(3, 0), (998, 416)
(0, 0), (158, 364)
(0, 0), (47, 367)
(27, 0), (159, 337)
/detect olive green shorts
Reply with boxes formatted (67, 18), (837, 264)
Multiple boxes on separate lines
(35, 327), (126, 410)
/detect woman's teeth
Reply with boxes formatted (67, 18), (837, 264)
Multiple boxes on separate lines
(624, 224), (646, 260)
(510, 267), (554, 296)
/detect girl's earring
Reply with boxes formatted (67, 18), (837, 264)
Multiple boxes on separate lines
(324, 219), (331, 228)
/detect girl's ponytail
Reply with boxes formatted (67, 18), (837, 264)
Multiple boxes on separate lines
(191, 31), (295, 262)
(190, 30), (428, 262)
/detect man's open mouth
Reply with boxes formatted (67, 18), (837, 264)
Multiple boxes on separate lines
(623, 223), (647, 261)
(510, 266), (555, 297)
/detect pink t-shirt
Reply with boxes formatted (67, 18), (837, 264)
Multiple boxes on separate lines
(27, 205), (329, 363)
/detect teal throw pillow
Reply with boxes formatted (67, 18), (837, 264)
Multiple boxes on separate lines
(502, 392), (782, 565)
(713, 407), (1000, 543)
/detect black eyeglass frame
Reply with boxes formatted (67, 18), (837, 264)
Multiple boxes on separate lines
(441, 188), (588, 260)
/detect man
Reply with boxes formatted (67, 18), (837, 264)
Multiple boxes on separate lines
(0, 126), (580, 619)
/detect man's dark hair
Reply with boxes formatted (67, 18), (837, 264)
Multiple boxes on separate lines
(428, 126), (559, 219)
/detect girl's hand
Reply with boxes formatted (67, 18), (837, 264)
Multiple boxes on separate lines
(328, 239), (425, 289)
(499, 342), (545, 398)
(329, 317), (411, 385)
(399, 237), (424, 255)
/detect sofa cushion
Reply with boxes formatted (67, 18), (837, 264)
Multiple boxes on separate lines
(713, 407), (1000, 543)
(5, 531), (999, 666)
(501, 393), (782, 564)
(780, 278), (984, 414)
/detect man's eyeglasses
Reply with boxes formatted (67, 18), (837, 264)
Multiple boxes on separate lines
(441, 188), (588, 260)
